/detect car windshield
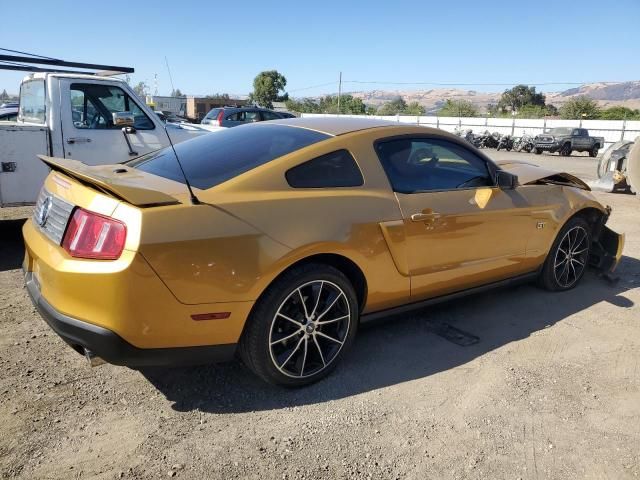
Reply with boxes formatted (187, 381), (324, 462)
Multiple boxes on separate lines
(547, 128), (573, 136)
(128, 124), (330, 190)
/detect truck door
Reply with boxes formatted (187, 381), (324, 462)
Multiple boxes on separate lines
(59, 79), (170, 165)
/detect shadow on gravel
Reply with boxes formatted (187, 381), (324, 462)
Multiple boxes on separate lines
(0, 218), (27, 272)
(143, 255), (638, 413)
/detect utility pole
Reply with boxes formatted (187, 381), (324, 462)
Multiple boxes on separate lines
(337, 71), (342, 115)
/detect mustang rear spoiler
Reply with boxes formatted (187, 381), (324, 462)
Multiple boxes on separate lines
(39, 156), (181, 207)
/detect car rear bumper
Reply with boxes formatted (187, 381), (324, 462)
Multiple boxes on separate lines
(25, 272), (237, 367)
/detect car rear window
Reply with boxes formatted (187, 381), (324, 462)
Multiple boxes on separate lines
(129, 124), (330, 190)
(204, 108), (221, 119)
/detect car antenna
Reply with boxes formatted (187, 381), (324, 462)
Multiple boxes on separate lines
(165, 127), (201, 205)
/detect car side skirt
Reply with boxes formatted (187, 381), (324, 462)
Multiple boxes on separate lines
(360, 271), (540, 324)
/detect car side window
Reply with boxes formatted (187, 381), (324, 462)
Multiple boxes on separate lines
(375, 138), (492, 193)
(261, 111), (281, 120)
(70, 84), (154, 130)
(227, 110), (261, 123)
(286, 149), (364, 188)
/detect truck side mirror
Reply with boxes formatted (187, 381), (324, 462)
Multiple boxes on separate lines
(113, 111), (135, 128)
(496, 170), (518, 189)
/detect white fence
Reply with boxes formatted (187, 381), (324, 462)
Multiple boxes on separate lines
(302, 113), (640, 150)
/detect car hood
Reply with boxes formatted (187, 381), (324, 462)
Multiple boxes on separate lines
(496, 160), (590, 190)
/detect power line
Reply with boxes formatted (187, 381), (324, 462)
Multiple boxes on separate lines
(344, 80), (601, 87)
(288, 81), (338, 93)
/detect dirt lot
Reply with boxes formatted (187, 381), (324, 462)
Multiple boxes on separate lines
(1, 151), (638, 479)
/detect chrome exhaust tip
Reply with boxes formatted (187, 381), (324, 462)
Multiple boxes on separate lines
(84, 348), (106, 367)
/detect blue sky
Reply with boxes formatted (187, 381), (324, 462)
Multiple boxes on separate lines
(2, 0), (639, 97)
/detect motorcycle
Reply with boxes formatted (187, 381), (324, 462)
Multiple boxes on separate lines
(514, 133), (534, 153)
(496, 134), (514, 151)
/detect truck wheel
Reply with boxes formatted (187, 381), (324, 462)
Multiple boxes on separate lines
(534, 148), (542, 155)
(238, 263), (359, 387)
(589, 145), (599, 158)
(560, 143), (572, 156)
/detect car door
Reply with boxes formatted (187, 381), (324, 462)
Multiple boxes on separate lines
(375, 136), (535, 300)
(59, 79), (170, 166)
(572, 129), (587, 150)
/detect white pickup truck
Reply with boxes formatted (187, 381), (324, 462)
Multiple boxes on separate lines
(0, 72), (208, 207)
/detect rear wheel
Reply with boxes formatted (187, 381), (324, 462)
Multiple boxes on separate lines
(538, 217), (591, 291)
(560, 143), (572, 156)
(239, 264), (358, 386)
(589, 145), (599, 158)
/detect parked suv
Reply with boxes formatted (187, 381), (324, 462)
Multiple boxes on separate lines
(201, 107), (295, 128)
(534, 128), (604, 157)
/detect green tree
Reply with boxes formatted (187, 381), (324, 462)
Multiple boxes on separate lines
(0, 89), (8, 101)
(365, 105), (378, 115)
(285, 98), (320, 114)
(132, 81), (148, 98)
(437, 99), (479, 117)
(171, 88), (185, 97)
(498, 84), (546, 113)
(559, 96), (601, 119)
(516, 104), (558, 118)
(318, 95), (366, 114)
(249, 70), (288, 109)
(404, 101), (425, 115)
(377, 96), (408, 115)
(598, 106), (640, 120)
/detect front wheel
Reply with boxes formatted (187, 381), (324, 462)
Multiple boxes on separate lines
(534, 148), (542, 155)
(560, 143), (572, 156)
(538, 217), (592, 291)
(239, 264), (358, 386)
(589, 145), (599, 158)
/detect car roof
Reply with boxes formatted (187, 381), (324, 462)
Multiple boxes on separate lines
(264, 116), (401, 136)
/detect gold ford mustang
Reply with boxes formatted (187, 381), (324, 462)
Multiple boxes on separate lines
(23, 117), (624, 386)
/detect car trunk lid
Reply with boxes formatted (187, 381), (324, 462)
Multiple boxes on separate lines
(39, 155), (190, 207)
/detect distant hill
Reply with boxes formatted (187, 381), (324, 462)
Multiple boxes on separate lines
(343, 81), (640, 114)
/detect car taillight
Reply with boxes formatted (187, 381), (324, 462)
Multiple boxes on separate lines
(62, 208), (127, 260)
(216, 109), (224, 126)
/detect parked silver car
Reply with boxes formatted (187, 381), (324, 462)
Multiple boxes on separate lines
(201, 107), (295, 128)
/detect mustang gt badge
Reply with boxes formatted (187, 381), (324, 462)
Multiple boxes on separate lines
(37, 196), (52, 227)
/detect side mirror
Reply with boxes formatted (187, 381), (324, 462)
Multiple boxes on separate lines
(496, 170), (518, 189)
(113, 111), (135, 128)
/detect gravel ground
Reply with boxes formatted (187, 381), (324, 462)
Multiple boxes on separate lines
(1, 151), (638, 479)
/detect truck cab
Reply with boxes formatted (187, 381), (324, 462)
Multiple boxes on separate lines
(0, 73), (207, 207)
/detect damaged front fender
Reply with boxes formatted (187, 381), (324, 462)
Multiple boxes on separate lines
(590, 222), (625, 274)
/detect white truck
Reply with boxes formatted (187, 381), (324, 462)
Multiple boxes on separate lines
(0, 72), (208, 207)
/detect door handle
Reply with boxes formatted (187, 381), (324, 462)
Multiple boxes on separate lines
(66, 137), (91, 144)
(411, 212), (441, 222)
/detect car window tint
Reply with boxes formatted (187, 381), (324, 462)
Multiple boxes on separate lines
(375, 138), (492, 193)
(226, 110), (260, 123)
(286, 150), (363, 188)
(130, 124), (330, 190)
(204, 108), (221, 120)
(70, 83), (154, 130)
(261, 111), (280, 120)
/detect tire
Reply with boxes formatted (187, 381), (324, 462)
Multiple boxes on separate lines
(538, 216), (592, 292)
(589, 145), (599, 158)
(560, 143), (572, 156)
(534, 148), (542, 155)
(497, 145), (502, 151)
(238, 263), (359, 387)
